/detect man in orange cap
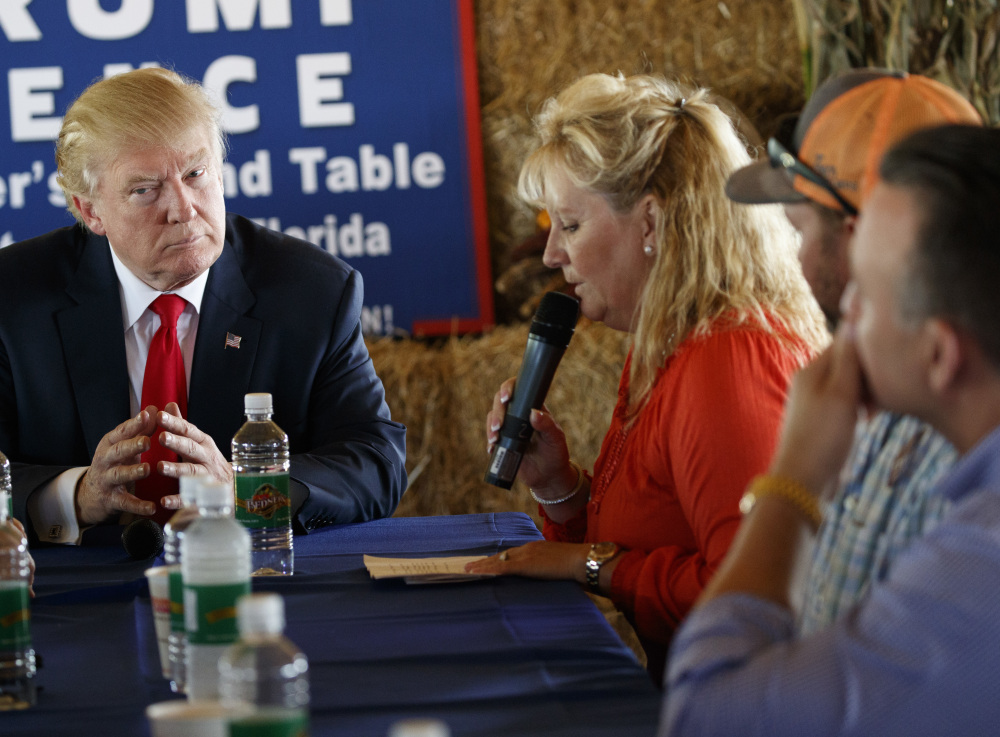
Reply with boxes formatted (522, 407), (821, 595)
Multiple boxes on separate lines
(726, 69), (982, 633)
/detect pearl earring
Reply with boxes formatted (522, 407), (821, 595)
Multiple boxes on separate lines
(643, 244), (655, 256)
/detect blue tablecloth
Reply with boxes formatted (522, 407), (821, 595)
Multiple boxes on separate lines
(8, 512), (661, 736)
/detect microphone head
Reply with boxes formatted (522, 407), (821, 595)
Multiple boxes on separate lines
(122, 518), (165, 560)
(529, 291), (580, 346)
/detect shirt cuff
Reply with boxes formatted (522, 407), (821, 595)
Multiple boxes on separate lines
(27, 467), (88, 544)
(608, 547), (645, 614)
(540, 503), (588, 542)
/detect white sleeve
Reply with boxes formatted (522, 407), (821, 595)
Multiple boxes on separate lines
(26, 467), (88, 544)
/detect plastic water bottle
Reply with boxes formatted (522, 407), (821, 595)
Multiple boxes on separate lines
(219, 593), (309, 735)
(232, 393), (293, 577)
(0, 451), (11, 518)
(0, 483), (35, 710)
(163, 475), (201, 694)
(181, 477), (251, 701)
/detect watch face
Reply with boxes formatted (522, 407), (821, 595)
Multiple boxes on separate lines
(589, 541), (618, 562)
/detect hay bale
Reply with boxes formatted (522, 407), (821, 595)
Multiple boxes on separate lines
(368, 320), (629, 526)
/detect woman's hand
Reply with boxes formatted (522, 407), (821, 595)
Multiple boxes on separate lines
(465, 540), (591, 584)
(486, 378), (574, 492)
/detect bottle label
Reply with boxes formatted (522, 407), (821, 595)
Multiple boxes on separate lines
(184, 581), (250, 645)
(229, 710), (309, 737)
(168, 567), (185, 632)
(0, 581), (30, 650)
(235, 473), (291, 529)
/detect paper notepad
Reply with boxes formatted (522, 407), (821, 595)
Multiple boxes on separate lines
(363, 554), (492, 584)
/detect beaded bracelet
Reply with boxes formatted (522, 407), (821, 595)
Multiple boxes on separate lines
(738, 474), (823, 530)
(529, 461), (586, 505)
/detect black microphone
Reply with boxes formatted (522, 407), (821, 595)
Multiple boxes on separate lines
(122, 518), (165, 560)
(485, 291), (580, 489)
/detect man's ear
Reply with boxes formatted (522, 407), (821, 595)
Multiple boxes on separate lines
(924, 318), (963, 395)
(73, 195), (107, 235)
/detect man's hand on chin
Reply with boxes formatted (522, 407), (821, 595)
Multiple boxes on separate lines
(769, 324), (865, 497)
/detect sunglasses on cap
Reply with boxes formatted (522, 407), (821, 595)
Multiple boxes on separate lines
(767, 137), (858, 216)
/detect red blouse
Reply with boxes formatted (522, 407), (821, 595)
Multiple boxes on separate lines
(543, 319), (809, 672)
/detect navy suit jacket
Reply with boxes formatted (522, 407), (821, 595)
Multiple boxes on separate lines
(0, 214), (406, 538)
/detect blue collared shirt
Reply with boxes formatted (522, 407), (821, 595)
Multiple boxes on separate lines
(662, 423), (1000, 737)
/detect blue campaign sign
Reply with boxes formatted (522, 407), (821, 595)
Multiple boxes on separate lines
(0, 0), (493, 336)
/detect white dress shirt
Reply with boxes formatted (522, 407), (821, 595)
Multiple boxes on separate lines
(27, 243), (209, 543)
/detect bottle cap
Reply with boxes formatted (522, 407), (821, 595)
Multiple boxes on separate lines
(237, 592), (285, 635)
(388, 719), (452, 737)
(195, 478), (234, 509)
(178, 475), (201, 506)
(244, 393), (273, 412)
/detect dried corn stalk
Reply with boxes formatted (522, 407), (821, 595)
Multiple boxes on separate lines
(791, 0), (1000, 122)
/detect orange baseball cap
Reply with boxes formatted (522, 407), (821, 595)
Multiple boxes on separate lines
(726, 69), (982, 212)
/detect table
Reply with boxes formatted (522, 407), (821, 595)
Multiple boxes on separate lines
(8, 512), (662, 736)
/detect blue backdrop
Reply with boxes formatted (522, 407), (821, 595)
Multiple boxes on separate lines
(0, 0), (493, 336)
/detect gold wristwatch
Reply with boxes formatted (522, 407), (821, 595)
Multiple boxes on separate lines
(585, 542), (619, 591)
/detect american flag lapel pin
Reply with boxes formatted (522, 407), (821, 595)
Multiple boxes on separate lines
(225, 332), (242, 349)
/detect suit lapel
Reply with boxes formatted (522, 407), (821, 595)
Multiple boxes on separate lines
(188, 233), (262, 445)
(56, 232), (131, 457)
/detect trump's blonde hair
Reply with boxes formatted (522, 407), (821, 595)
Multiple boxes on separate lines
(519, 73), (828, 414)
(56, 67), (226, 225)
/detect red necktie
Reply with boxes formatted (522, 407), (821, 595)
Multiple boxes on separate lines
(136, 294), (188, 525)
